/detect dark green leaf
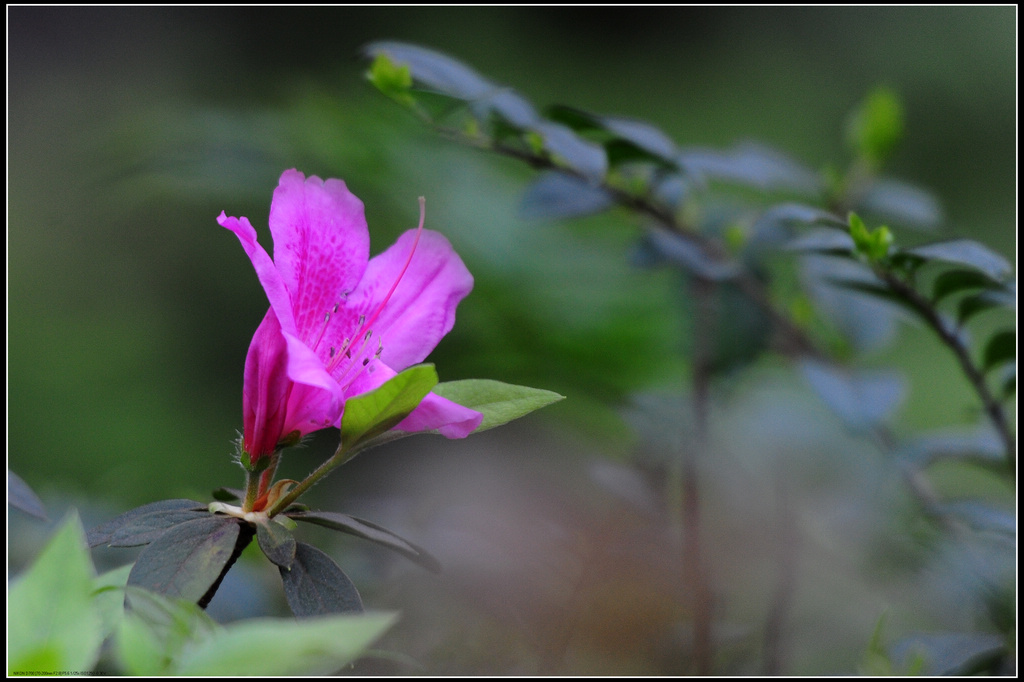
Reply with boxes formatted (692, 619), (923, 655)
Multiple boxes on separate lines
(256, 519), (297, 569)
(88, 499), (205, 547)
(941, 502), (1015, 536)
(982, 329), (1015, 372)
(290, 511), (441, 573)
(531, 120), (608, 181)
(678, 142), (821, 195)
(431, 379), (565, 434)
(280, 542), (363, 617)
(520, 172), (614, 220)
(801, 360), (905, 430)
(891, 633), (1006, 676)
(802, 256), (898, 352)
(109, 509), (211, 547)
(855, 178), (941, 230)
(958, 286), (1016, 324)
(906, 240), (1013, 282)
(364, 42), (491, 100)
(117, 587), (218, 676)
(365, 53), (415, 108)
(998, 362), (1015, 399)
(544, 105), (600, 132)
(643, 228), (740, 281)
(211, 487), (242, 502)
(127, 516), (241, 603)
(341, 364), (438, 448)
(601, 116), (678, 161)
(824, 278), (927, 324)
(471, 88), (538, 128)
(8, 470), (47, 519)
(784, 227), (856, 255)
(932, 268), (1002, 304)
(896, 426), (1004, 468)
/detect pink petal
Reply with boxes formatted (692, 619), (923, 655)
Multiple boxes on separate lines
(268, 170), (371, 342)
(346, 229), (473, 369)
(280, 330), (345, 433)
(242, 310), (292, 459)
(218, 212), (297, 333)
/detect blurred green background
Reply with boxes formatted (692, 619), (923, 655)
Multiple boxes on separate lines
(9, 7), (1015, 675)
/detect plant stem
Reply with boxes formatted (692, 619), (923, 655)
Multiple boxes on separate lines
(878, 270), (1015, 475)
(264, 440), (355, 517)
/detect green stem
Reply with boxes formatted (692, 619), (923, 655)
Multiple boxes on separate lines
(264, 439), (358, 517)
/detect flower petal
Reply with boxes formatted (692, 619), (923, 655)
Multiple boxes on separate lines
(280, 330), (345, 434)
(218, 211), (297, 333)
(242, 310), (291, 460)
(269, 170), (371, 341)
(346, 229), (473, 369)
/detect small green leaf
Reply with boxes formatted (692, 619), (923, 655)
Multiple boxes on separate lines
(93, 564), (133, 641)
(364, 41), (491, 100)
(256, 518), (297, 569)
(8, 470), (47, 519)
(520, 172), (614, 220)
(896, 425), (1004, 468)
(175, 612), (397, 676)
(855, 179), (941, 230)
(982, 329), (1015, 372)
(127, 516), (241, 604)
(9, 512), (103, 674)
(289, 511), (441, 573)
(341, 364), (438, 448)
(432, 379), (564, 434)
(941, 501), (1015, 535)
(890, 632), (1007, 675)
(88, 499), (206, 547)
(906, 240), (1013, 282)
(678, 143), (821, 195)
(846, 87), (904, 166)
(785, 227), (856, 256)
(280, 542), (363, 617)
(366, 53), (416, 108)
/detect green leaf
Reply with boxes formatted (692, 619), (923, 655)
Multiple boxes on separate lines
(127, 516), (241, 604)
(601, 115), (678, 161)
(531, 120), (608, 181)
(211, 487), (242, 502)
(116, 587), (218, 676)
(175, 612), (397, 676)
(941, 502), (1015, 536)
(109, 509), (211, 547)
(341, 364), (438, 448)
(932, 268), (1002, 304)
(846, 87), (904, 166)
(289, 511), (441, 573)
(896, 425), (1004, 468)
(855, 179), (941, 230)
(9, 512), (103, 674)
(256, 517), (297, 569)
(784, 227), (856, 256)
(88, 498), (206, 547)
(982, 329), (1015, 372)
(801, 360), (905, 430)
(520, 172), (614, 220)
(366, 53), (416, 108)
(678, 142), (821, 195)
(432, 379), (564, 434)
(890, 633), (1007, 675)
(642, 227), (741, 281)
(958, 286), (1015, 324)
(280, 542), (363, 617)
(8, 469), (47, 519)
(906, 240), (1013, 282)
(93, 564), (133, 641)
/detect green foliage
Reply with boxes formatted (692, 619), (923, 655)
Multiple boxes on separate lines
(9, 513), (103, 674)
(846, 87), (904, 168)
(848, 212), (893, 262)
(290, 510), (441, 573)
(280, 542), (364, 617)
(8, 470), (47, 520)
(340, 364), (438, 448)
(431, 378), (565, 434)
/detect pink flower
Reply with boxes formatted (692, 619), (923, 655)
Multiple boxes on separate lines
(219, 169), (482, 465)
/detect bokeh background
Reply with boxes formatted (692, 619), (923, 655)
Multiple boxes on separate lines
(9, 7), (1015, 675)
